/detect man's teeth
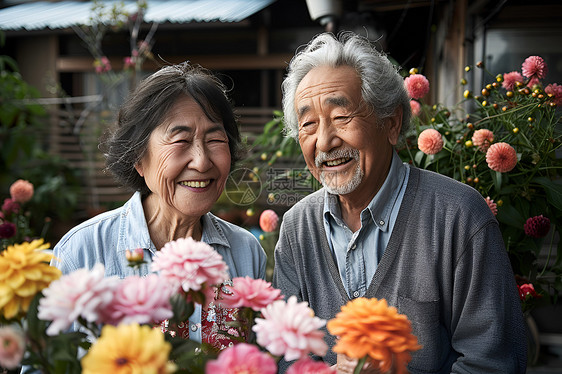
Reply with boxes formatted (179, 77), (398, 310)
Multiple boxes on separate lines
(325, 158), (350, 166)
(180, 180), (210, 188)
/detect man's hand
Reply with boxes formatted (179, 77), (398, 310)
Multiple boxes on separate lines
(332, 354), (379, 373)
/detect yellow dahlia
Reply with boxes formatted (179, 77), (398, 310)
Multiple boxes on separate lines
(327, 297), (421, 374)
(82, 323), (176, 374)
(0, 239), (60, 319)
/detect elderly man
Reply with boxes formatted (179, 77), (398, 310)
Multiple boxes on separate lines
(273, 32), (526, 373)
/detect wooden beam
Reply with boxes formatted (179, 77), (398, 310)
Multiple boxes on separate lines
(56, 54), (293, 72)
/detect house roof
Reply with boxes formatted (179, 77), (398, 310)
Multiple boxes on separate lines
(0, 0), (276, 31)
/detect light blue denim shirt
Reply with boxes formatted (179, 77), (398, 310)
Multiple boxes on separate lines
(323, 151), (409, 298)
(51, 191), (267, 343)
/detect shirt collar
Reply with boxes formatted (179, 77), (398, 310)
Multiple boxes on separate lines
(118, 192), (230, 254)
(323, 151), (406, 232)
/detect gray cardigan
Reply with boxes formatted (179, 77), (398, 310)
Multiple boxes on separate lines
(273, 167), (526, 373)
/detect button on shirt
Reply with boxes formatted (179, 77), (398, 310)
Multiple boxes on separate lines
(323, 152), (409, 299)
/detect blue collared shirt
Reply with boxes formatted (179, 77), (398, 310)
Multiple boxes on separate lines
(323, 151), (409, 298)
(52, 191), (267, 343)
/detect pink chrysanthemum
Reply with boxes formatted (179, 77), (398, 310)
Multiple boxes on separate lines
(486, 142), (517, 173)
(220, 276), (283, 311)
(522, 56), (547, 79)
(472, 129), (494, 152)
(2, 198), (19, 215)
(410, 100), (421, 117)
(417, 129), (443, 155)
(0, 325), (25, 370)
(545, 83), (562, 106)
(38, 263), (120, 335)
(485, 197), (498, 216)
(253, 295), (328, 361)
(101, 274), (174, 326)
(524, 215), (551, 238)
(286, 358), (336, 374)
(502, 71), (524, 91)
(259, 209), (279, 232)
(0, 222), (16, 239)
(151, 237), (229, 295)
(404, 74), (430, 99)
(9, 179), (34, 203)
(206, 343), (277, 374)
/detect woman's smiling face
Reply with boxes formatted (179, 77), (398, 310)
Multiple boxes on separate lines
(135, 95), (231, 218)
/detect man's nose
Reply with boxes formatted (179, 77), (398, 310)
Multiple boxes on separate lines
(316, 120), (342, 152)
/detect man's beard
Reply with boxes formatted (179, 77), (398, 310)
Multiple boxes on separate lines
(315, 148), (363, 195)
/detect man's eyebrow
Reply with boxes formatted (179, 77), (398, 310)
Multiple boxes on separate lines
(297, 105), (310, 119)
(325, 96), (350, 108)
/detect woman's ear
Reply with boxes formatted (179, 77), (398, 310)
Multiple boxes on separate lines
(134, 162), (144, 177)
(386, 106), (403, 146)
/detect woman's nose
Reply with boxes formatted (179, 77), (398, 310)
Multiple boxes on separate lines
(188, 142), (213, 172)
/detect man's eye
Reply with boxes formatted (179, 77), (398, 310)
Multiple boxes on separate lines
(334, 116), (352, 123)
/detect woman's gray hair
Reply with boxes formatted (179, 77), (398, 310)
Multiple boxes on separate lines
(101, 62), (241, 195)
(281, 32), (411, 140)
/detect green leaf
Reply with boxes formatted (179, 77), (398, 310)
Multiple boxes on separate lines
(497, 203), (525, 229)
(533, 177), (562, 211)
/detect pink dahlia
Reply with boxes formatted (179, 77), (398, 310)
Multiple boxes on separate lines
(101, 274), (174, 326)
(485, 197), (498, 216)
(522, 56), (547, 79)
(0, 325), (25, 369)
(9, 179), (34, 203)
(417, 129), (443, 155)
(486, 142), (517, 173)
(404, 74), (430, 99)
(253, 295), (328, 361)
(259, 209), (279, 232)
(2, 198), (19, 215)
(472, 129), (494, 152)
(502, 71), (524, 91)
(410, 100), (421, 117)
(151, 237), (229, 295)
(286, 358), (336, 374)
(220, 276), (283, 311)
(545, 83), (562, 106)
(518, 283), (541, 301)
(206, 343), (277, 374)
(38, 263), (120, 335)
(0, 222), (16, 239)
(524, 215), (551, 238)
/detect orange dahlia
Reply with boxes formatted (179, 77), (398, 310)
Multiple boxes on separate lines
(326, 298), (421, 374)
(0, 239), (60, 319)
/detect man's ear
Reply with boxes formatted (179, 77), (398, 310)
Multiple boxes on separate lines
(386, 106), (403, 146)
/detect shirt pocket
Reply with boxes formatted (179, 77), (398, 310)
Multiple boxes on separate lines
(398, 295), (447, 373)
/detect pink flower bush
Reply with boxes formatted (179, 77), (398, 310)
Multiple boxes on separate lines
(101, 274), (174, 326)
(410, 100), (421, 117)
(38, 263), (120, 335)
(486, 142), (517, 173)
(259, 209), (279, 232)
(286, 358), (336, 374)
(151, 237), (229, 296)
(253, 295), (328, 361)
(472, 129), (494, 152)
(417, 129), (443, 155)
(485, 197), (497, 216)
(518, 283), (542, 301)
(502, 71), (524, 91)
(9, 179), (34, 203)
(220, 276), (283, 311)
(545, 83), (562, 106)
(2, 198), (19, 215)
(0, 325), (25, 369)
(206, 343), (277, 374)
(522, 56), (547, 79)
(524, 215), (551, 238)
(404, 74), (430, 99)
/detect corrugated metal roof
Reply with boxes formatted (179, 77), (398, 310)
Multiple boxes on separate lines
(0, 0), (276, 31)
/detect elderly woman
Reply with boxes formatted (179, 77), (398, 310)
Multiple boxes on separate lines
(52, 62), (266, 350)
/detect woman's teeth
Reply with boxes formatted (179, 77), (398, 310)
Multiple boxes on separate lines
(325, 158), (350, 166)
(180, 180), (210, 188)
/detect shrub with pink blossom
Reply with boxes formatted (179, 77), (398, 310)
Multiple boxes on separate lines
(220, 276), (283, 311)
(286, 358), (336, 373)
(404, 74), (430, 99)
(206, 343), (278, 374)
(398, 55), (562, 313)
(417, 129), (443, 155)
(0, 325), (25, 369)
